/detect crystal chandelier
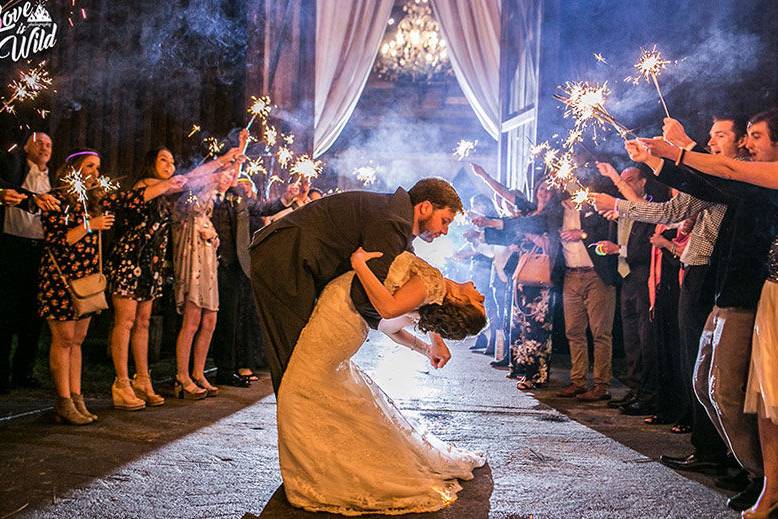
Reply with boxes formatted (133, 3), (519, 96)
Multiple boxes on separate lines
(374, 0), (452, 82)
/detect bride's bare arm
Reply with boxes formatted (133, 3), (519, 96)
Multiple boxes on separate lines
(378, 316), (430, 355)
(351, 248), (427, 319)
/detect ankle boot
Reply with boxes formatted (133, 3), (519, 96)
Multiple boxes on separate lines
(54, 396), (92, 425)
(112, 377), (146, 411)
(71, 393), (98, 421)
(132, 373), (165, 407)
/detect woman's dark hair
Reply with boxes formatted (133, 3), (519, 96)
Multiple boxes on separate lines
(408, 177), (463, 214)
(417, 298), (487, 340)
(53, 148), (105, 212)
(748, 108), (778, 142)
(127, 146), (172, 189)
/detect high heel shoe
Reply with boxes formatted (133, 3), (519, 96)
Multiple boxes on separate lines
(174, 376), (208, 400)
(132, 373), (165, 407)
(112, 377), (146, 410)
(71, 393), (98, 421)
(192, 375), (220, 397)
(742, 501), (778, 519)
(53, 396), (92, 425)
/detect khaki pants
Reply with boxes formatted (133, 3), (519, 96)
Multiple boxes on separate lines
(693, 306), (763, 476)
(564, 270), (616, 387)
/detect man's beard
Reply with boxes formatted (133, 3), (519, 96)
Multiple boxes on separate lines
(417, 216), (437, 242)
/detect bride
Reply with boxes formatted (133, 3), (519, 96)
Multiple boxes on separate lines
(277, 247), (488, 515)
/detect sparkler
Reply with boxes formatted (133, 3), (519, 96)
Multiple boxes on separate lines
(554, 81), (636, 139)
(202, 137), (225, 158)
(628, 45), (671, 117)
(276, 147), (293, 168)
(97, 177), (119, 192)
(593, 52), (608, 65)
(187, 124), (201, 138)
(290, 155), (323, 179)
(564, 128), (584, 150)
(354, 165), (380, 186)
(571, 187), (592, 210)
(246, 96), (272, 132)
(1, 61), (53, 115)
(283, 133), (294, 145)
(452, 139), (477, 160)
(263, 125), (278, 147)
(244, 157), (267, 178)
(63, 168), (91, 231)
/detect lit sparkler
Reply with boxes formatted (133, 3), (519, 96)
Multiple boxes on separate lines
(1, 61), (53, 115)
(283, 133), (294, 145)
(554, 81), (635, 139)
(452, 139), (477, 160)
(354, 165), (380, 186)
(187, 124), (201, 138)
(264, 125), (278, 147)
(290, 154), (323, 179)
(276, 146), (293, 168)
(244, 156), (267, 177)
(627, 45), (671, 117)
(571, 187), (592, 210)
(63, 168), (91, 231)
(593, 52), (608, 65)
(97, 176), (119, 192)
(564, 128), (584, 150)
(246, 95), (272, 131)
(202, 137), (225, 158)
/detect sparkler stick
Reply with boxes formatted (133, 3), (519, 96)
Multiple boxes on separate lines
(629, 46), (671, 118)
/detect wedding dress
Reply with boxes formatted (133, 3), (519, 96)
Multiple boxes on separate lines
(277, 252), (485, 515)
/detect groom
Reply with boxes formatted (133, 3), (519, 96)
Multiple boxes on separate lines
(249, 178), (463, 393)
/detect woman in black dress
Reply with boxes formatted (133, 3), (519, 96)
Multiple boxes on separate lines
(106, 147), (187, 410)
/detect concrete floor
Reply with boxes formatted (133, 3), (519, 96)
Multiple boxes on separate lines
(1, 334), (736, 518)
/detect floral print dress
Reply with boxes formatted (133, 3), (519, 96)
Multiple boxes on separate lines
(38, 189), (146, 321)
(508, 236), (555, 384)
(107, 194), (173, 301)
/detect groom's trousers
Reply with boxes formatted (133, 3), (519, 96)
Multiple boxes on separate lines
(250, 227), (318, 394)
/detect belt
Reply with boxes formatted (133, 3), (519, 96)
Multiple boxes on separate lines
(565, 266), (594, 272)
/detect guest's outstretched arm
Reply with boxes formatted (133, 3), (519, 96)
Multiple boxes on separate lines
(351, 248), (427, 319)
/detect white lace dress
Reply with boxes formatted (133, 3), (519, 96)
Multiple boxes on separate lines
(277, 252), (486, 515)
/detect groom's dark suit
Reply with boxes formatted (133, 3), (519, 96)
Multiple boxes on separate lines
(249, 188), (415, 393)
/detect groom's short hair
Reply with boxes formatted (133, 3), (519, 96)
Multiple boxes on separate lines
(408, 178), (463, 214)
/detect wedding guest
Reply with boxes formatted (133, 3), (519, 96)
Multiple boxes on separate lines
(40, 149), (154, 424)
(0, 133), (59, 393)
(172, 145), (247, 400)
(105, 146), (189, 410)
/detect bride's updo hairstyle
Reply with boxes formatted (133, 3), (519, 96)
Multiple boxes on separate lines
(417, 299), (486, 340)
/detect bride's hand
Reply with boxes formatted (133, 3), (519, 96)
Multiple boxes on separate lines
(351, 247), (383, 268)
(428, 333), (451, 369)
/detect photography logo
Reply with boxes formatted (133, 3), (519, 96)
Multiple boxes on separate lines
(0, 1), (59, 62)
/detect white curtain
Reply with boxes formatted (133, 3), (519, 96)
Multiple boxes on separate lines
(314, 0), (394, 158)
(430, 0), (501, 140)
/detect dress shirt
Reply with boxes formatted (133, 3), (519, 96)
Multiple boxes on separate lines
(561, 204), (594, 268)
(3, 160), (50, 239)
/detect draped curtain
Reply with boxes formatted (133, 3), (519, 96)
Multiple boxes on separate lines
(430, 0), (501, 140)
(314, 0), (394, 158)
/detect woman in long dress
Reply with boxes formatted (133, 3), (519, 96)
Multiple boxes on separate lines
(277, 249), (487, 515)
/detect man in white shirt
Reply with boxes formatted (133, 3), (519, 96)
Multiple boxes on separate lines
(0, 133), (53, 392)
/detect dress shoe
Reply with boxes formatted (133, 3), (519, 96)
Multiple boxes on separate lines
(132, 373), (165, 406)
(660, 453), (726, 472)
(490, 359), (509, 368)
(556, 383), (587, 398)
(716, 469), (751, 492)
(577, 384), (611, 401)
(53, 396), (92, 425)
(620, 400), (656, 416)
(216, 372), (251, 388)
(728, 478), (764, 512)
(112, 378), (146, 410)
(607, 390), (636, 408)
(71, 393), (98, 421)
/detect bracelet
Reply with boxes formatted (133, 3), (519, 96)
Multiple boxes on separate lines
(674, 147), (686, 167)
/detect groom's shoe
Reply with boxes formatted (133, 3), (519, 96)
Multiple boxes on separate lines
(556, 383), (587, 398)
(607, 390), (636, 408)
(215, 372), (251, 388)
(660, 452), (727, 473)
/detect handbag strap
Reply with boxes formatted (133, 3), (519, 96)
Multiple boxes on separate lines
(47, 229), (103, 289)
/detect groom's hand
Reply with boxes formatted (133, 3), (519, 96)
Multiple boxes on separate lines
(428, 333), (451, 369)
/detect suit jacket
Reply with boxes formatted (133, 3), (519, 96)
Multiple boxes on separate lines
(654, 160), (778, 309)
(579, 208), (619, 286)
(212, 190), (254, 277)
(624, 218), (655, 272)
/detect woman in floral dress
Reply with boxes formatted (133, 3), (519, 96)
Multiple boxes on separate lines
(39, 149), (176, 424)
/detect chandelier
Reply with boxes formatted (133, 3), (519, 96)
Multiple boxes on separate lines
(374, 0), (452, 82)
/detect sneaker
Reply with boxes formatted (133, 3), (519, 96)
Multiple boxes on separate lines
(556, 383), (587, 398)
(577, 384), (611, 401)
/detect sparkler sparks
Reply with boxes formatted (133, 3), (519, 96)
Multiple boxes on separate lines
(627, 45), (672, 117)
(290, 155), (323, 179)
(564, 128), (584, 150)
(593, 52), (608, 65)
(202, 137), (225, 158)
(276, 146), (293, 168)
(571, 187), (592, 209)
(97, 177), (119, 192)
(354, 165), (380, 186)
(1, 61), (53, 115)
(264, 125), (278, 147)
(63, 168), (91, 230)
(452, 139), (477, 160)
(187, 124), (201, 138)
(283, 133), (294, 145)
(246, 95), (272, 131)
(554, 81), (635, 139)
(244, 157), (267, 177)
